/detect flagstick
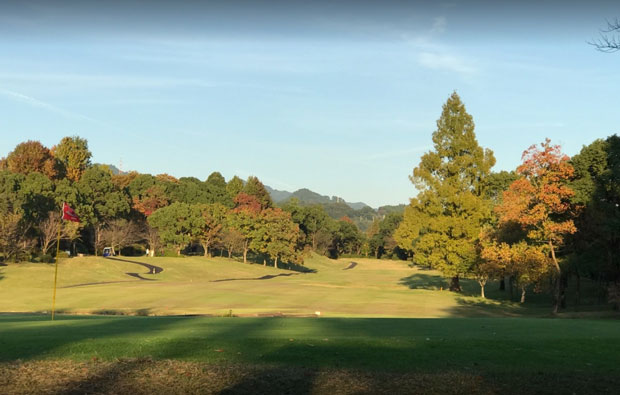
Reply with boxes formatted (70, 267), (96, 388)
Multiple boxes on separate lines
(51, 212), (62, 321)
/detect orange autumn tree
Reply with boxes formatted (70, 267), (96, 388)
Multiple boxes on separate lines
(494, 139), (576, 313)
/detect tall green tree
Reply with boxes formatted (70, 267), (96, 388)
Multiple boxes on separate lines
(226, 176), (244, 201)
(77, 167), (131, 254)
(569, 136), (620, 307)
(252, 207), (300, 268)
(396, 92), (496, 291)
(197, 202), (228, 256)
(282, 199), (331, 250)
(244, 176), (273, 209)
(205, 172), (231, 206)
(228, 194), (262, 263)
(148, 202), (203, 255)
(52, 136), (92, 182)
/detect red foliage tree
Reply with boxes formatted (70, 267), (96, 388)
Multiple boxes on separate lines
(132, 186), (169, 217)
(495, 139), (577, 313)
(233, 193), (262, 215)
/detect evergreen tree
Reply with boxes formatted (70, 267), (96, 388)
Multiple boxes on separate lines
(244, 176), (273, 209)
(396, 92), (495, 291)
(226, 176), (244, 201)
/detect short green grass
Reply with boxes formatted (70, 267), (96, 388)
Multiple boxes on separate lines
(1, 314), (620, 394)
(1, 255), (619, 393)
(0, 254), (564, 317)
(2, 314), (619, 374)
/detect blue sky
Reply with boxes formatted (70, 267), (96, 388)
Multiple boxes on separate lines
(0, 0), (618, 207)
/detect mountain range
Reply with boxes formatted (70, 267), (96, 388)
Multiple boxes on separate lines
(264, 185), (371, 210)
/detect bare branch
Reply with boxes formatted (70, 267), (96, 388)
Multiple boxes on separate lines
(589, 18), (620, 53)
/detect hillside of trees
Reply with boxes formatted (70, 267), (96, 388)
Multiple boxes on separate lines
(0, 137), (406, 269)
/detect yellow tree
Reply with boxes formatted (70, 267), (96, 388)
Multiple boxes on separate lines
(52, 136), (92, 182)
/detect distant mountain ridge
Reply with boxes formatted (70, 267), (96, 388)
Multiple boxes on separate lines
(264, 185), (371, 210)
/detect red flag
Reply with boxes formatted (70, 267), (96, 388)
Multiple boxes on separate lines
(62, 202), (80, 223)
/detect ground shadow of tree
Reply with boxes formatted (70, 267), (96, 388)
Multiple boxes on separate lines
(399, 273), (482, 297)
(243, 253), (317, 273)
(445, 298), (533, 317)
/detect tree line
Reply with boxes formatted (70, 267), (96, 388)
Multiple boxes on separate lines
(394, 92), (620, 313)
(0, 137), (404, 267)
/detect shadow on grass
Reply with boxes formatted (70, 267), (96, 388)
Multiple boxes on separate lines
(105, 257), (163, 274)
(445, 298), (532, 317)
(2, 313), (620, 395)
(211, 273), (303, 283)
(243, 254), (317, 274)
(125, 272), (156, 281)
(399, 273), (447, 291)
(62, 280), (140, 288)
(400, 273), (502, 298)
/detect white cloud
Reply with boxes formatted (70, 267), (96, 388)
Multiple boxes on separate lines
(417, 51), (477, 74)
(0, 88), (97, 122)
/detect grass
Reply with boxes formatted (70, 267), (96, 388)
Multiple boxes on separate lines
(1, 254), (619, 393)
(0, 253), (577, 317)
(1, 314), (619, 393)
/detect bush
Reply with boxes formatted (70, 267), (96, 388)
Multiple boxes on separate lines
(161, 248), (184, 258)
(121, 244), (146, 257)
(57, 251), (70, 259)
(39, 254), (54, 263)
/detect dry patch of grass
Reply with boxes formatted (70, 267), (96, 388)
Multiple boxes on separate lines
(0, 359), (495, 394)
(4, 359), (619, 394)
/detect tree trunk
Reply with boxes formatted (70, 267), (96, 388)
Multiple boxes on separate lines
(243, 241), (248, 263)
(227, 247), (232, 258)
(449, 275), (461, 292)
(520, 286), (526, 304)
(478, 279), (486, 298)
(203, 243), (209, 257)
(274, 256), (278, 269)
(549, 241), (561, 314)
(575, 273), (581, 306)
(560, 272), (568, 309)
(263, 258), (266, 266)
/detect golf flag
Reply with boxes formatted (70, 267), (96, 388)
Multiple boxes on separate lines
(62, 202), (80, 223)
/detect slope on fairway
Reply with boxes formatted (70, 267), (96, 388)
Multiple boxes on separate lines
(0, 254), (538, 317)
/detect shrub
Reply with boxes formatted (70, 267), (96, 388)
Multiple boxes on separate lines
(39, 254), (54, 263)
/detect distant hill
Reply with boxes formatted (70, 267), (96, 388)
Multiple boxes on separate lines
(347, 201), (370, 210)
(377, 204), (406, 216)
(95, 163), (126, 175)
(265, 186), (371, 210)
(264, 185), (293, 203)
